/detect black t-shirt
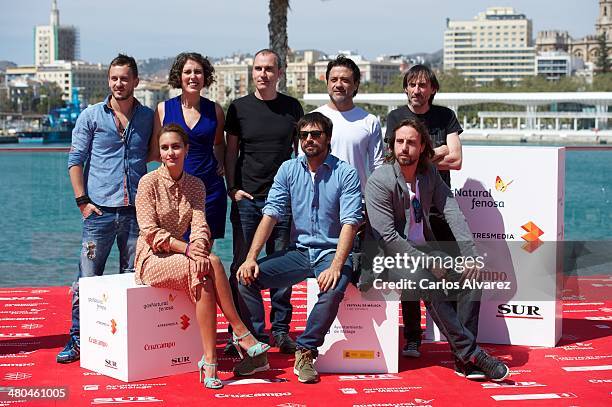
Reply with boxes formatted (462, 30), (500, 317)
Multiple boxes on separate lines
(225, 93), (304, 198)
(385, 105), (462, 187)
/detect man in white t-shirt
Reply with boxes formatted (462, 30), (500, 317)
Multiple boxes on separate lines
(313, 55), (384, 192)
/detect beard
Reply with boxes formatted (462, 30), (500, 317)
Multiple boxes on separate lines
(396, 154), (418, 167)
(112, 88), (133, 101)
(303, 146), (322, 158)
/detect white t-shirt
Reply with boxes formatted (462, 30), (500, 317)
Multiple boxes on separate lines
(406, 181), (426, 246)
(306, 104), (384, 193)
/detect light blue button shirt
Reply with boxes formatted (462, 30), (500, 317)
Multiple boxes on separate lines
(68, 96), (154, 207)
(263, 153), (363, 263)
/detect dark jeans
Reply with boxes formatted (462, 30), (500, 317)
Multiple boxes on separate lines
(402, 213), (482, 344)
(69, 206), (139, 339)
(238, 249), (352, 355)
(229, 197), (292, 341)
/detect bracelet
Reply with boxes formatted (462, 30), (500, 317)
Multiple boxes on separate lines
(185, 243), (190, 257)
(75, 195), (91, 206)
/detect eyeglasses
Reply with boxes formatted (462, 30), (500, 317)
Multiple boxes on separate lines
(298, 130), (324, 140)
(412, 197), (423, 223)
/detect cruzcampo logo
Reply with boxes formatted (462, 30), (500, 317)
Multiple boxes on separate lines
(110, 319), (117, 335)
(521, 221), (544, 253)
(169, 293), (176, 302)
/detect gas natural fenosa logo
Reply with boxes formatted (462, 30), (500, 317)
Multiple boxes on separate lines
(495, 176), (514, 192)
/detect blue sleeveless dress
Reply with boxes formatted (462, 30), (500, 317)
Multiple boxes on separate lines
(163, 95), (227, 239)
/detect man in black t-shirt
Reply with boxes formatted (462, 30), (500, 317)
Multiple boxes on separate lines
(224, 49), (304, 365)
(385, 65), (483, 380)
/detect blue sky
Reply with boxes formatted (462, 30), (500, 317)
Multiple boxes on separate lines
(0, 0), (599, 65)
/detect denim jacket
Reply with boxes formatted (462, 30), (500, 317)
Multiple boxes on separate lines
(68, 96), (154, 207)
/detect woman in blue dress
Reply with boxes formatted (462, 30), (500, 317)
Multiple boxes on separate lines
(152, 52), (227, 240)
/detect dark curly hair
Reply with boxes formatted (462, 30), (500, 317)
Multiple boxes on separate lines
(167, 52), (215, 89)
(325, 55), (361, 96)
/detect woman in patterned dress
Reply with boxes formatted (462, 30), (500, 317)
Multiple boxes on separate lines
(135, 124), (269, 389)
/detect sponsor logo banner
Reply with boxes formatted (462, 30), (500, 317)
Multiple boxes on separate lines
(338, 374), (401, 381)
(491, 392), (576, 401)
(496, 304), (543, 320)
(215, 392), (292, 399)
(482, 381), (545, 388)
(91, 396), (163, 404)
(562, 364), (612, 372)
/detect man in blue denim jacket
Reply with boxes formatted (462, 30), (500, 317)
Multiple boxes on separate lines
(57, 54), (154, 363)
(236, 112), (363, 383)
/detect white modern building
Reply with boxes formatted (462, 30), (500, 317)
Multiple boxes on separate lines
(444, 7), (535, 83)
(34, 0), (79, 66)
(6, 61), (107, 104)
(304, 92), (612, 132)
(535, 52), (573, 80)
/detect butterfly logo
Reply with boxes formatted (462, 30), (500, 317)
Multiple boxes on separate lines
(495, 176), (514, 192)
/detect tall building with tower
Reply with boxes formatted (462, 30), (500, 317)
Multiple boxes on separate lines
(34, 0), (79, 66)
(443, 7), (535, 84)
(568, 0), (612, 65)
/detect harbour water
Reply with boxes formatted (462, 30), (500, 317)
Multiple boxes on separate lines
(0, 145), (610, 287)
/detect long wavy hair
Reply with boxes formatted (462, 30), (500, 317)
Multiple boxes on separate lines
(384, 118), (434, 174)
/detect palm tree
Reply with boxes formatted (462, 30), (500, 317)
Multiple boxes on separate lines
(268, 0), (290, 91)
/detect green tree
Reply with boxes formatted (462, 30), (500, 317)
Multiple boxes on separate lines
(436, 69), (477, 92)
(596, 33), (610, 73)
(36, 82), (64, 114)
(592, 72), (612, 91)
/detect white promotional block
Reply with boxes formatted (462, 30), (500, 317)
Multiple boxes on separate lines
(307, 279), (399, 373)
(426, 146), (564, 347)
(80, 273), (202, 382)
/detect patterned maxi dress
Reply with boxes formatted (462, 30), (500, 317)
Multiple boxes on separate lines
(134, 165), (211, 303)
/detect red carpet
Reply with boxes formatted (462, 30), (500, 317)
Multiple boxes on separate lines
(1, 277), (611, 406)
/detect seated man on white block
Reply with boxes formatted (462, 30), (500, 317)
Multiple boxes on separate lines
(364, 118), (509, 382)
(236, 112), (362, 384)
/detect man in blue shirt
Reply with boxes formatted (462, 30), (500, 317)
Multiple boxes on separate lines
(57, 54), (154, 364)
(236, 112), (362, 383)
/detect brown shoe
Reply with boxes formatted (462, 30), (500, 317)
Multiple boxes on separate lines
(293, 349), (318, 383)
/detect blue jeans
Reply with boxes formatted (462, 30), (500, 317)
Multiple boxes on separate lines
(238, 248), (352, 355)
(68, 206), (139, 339)
(230, 197), (292, 341)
